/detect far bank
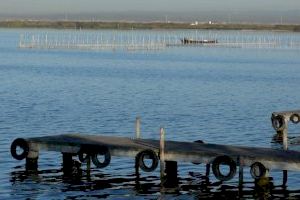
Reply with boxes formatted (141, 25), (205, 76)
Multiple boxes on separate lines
(1, 20), (300, 32)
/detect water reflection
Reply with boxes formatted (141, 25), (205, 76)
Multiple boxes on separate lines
(9, 164), (300, 199)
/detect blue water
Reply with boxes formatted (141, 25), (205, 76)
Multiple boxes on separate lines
(1, 28), (300, 199)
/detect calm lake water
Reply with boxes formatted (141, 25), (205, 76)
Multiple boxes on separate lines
(1, 28), (300, 199)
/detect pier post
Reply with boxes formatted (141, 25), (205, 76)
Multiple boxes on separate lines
(26, 142), (39, 171)
(135, 117), (141, 139)
(205, 164), (211, 177)
(86, 156), (91, 177)
(272, 112), (290, 186)
(62, 153), (74, 175)
(134, 155), (140, 179)
(160, 127), (166, 180)
(282, 125), (288, 186)
(159, 127), (178, 187)
(164, 161), (178, 187)
(238, 156), (244, 187)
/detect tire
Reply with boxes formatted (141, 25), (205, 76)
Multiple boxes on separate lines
(271, 115), (285, 131)
(250, 162), (267, 179)
(136, 149), (159, 172)
(11, 138), (29, 160)
(212, 155), (236, 181)
(91, 147), (111, 168)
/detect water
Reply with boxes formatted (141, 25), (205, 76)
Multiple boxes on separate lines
(1, 28), (300, 199)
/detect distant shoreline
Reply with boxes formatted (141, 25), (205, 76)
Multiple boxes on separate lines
(1, 20), (300, 32)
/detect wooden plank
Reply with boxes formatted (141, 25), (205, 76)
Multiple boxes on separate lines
(27, 133), (300, 171)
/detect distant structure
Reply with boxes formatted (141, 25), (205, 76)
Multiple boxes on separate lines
(190, 21), (199, 26)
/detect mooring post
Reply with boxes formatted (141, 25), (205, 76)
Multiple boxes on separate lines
(238, 156), (244, 187)
(135, 155), (140, 179)
(205, 164), (210, 177)
(62, 153), (73, 174)
(279, 119), (289, 187)
(255, 169), (271, 190)
(272, 112), (289, 186)
(26, 142), (39, 171)
(160, 127), (166, 180)
(135, 117), (141, 139)
(282, 126), (288, 186)
(86, 156), (91, 177)
(164, 161), (178, 188)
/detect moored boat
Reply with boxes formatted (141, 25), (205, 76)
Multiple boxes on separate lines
(181, 38), (218, 44)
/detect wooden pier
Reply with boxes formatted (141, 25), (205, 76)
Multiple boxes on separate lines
(10, 110), (300, 187)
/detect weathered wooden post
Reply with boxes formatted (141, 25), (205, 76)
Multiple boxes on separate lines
(205, 164), (210, 177)
(238, 156), (244, 187)
(86, 156), (91, 177)
(26, 142), (39, 171)
(135, 117), (141, 139)
(62, 153), (74, 175)
(135, 154), (140, 179)
(135, 117), (141, 179)
(159, 127), (178, 188)
(160, 127), (166, 180)
(271, 111), (293, 186)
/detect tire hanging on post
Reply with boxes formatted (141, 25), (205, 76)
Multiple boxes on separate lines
(212, 155), (237, 181)
(250, 162), (267, 179)
(136, 149), (159, 172)
(271, 115), (285, 131)
(91, 146), (111, 168)
(11, 138), (29, 160)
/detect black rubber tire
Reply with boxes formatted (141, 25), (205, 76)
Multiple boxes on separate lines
(212, 155), (236, 181)
(11, 138), (29, 160)
(250, 162), (267, 179)
(271, 115), (285, 131)
(91, 147), (111, 168)
(290, 113), (300, 124)
(136, 149), (159, 172)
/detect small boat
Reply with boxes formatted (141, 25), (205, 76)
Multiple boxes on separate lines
(181, 38), (218, 44)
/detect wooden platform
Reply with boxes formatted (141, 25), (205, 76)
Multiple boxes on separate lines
(26, 133), (300, 171)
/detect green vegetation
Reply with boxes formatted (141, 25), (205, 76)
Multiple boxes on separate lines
(1, 20), (300, 32)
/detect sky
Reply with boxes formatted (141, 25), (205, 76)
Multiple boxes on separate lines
(1, 0), (300, 23)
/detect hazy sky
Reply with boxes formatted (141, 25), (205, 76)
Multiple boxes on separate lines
(1, 0), (300, 13)
(1, 0), (300, 23)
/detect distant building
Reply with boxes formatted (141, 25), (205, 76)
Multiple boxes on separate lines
(190, 21), (199, 26)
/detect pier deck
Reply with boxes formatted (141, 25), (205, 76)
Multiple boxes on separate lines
(24, 133), (300, 171)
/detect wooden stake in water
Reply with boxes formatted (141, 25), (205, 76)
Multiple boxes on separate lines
(282, 122), (288, 186)
(135, 117), (141, 139)
(160, 127), (166, 179)
(238, 156), (244, 187)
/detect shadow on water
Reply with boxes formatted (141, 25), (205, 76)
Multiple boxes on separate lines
(9, 164), (300, 200)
